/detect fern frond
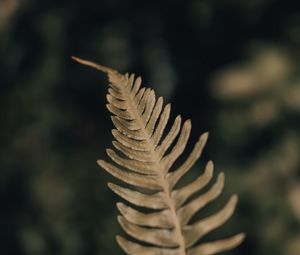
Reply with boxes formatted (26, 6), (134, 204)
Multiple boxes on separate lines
(73, 56), (245, 255)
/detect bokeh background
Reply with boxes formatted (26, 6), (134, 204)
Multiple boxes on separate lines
(1, 0), (300, 254)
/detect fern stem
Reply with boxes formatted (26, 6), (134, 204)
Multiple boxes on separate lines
(161, 179), (186, 255)
(122, 79), (186, 255)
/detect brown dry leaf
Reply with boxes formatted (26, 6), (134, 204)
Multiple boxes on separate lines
(73, 56), (245, 255)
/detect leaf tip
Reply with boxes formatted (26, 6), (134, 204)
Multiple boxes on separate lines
(207, 160), (214, 168)
(217, 172), (225, 186)
(232, 193), (239, 203)
(236, 232), (246, 244)
(117, 215), (126, 227)
(71, 56), (117, 74)
(116, 202), (125, 211)
(107, 182), (116, 190)
(97, 159), (104, 166)
(202, 131), (209, 140)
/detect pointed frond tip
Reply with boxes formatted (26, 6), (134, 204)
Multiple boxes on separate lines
(76, 56), (245, 255)
(71, 56), (117, 74)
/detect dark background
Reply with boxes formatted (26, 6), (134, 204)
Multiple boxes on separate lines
(1, 0), (300, 254)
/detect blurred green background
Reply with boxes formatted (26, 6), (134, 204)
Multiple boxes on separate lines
(1, 0), (300, 254)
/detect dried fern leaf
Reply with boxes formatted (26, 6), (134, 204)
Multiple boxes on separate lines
(73, 56), (245, 255)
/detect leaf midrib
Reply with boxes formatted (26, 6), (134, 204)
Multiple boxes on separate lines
(119, 81), (186, 255)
